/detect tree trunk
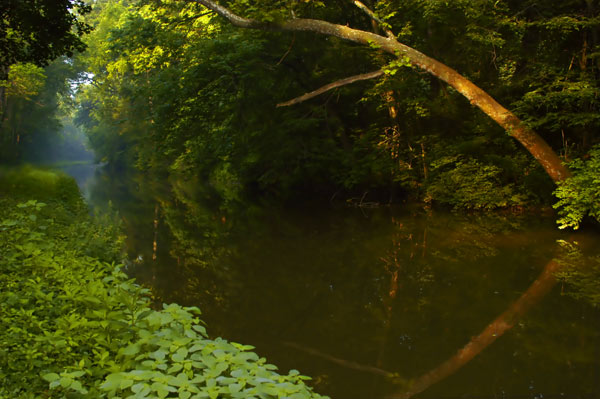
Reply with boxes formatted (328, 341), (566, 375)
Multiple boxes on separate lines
(0, 64), (8, 129)
(187, 0), (571, 182)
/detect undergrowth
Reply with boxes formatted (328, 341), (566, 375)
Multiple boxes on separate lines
(0, 168), (326, 399)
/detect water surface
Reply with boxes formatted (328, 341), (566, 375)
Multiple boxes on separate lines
(84, 168), (600, 399)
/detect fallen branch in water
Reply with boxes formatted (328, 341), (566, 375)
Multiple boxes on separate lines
(283, 341), (394, 378)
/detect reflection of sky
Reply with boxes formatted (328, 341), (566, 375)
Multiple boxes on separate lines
(31, 118), (100, 199)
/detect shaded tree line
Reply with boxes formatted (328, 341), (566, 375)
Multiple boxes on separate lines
(3, 0), (599, 223)
(74, 0), (600, 215)
(0, 0), (91, 163)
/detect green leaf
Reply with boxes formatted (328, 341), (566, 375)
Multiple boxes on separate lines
(230, 369), (246, 378)
(59, 376), (72, 388)
(121, 343), (141, 357)
(231, 343), (254, 351)
(192, 325), (207, 336)
(172, 347), (188, 362)
(42, 372), (60, 382)
(100, 373), (125, 391)
(71, 380), (87, 393)
(151, 349), (168, 361)
(189, 344), (204, 352)
(168, 363), (184, 374)
(131, 383), (151, 395)
(214, 362), (228, 375)
(151, 382), (176, 398)
(228, 383), (242, 393)
(120, 378), (134, 390)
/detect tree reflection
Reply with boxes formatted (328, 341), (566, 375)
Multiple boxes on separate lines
(87, 169), (599, 399)
(389, 257), (563, 399)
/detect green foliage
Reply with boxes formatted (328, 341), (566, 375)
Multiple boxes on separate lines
(554, 240), (600, 307)
(553, 146), (600, 229)
(76, 1), (349, 199)
(382, 56), (413, 76)
(0, 165), (86, 210)
(74, 0), (600, 206)
(209, 162), (242, 203)
(0, 195), (123, 397)
(425, 156), (528, 210)
(0, 63), (46, 99)
(0, 0), (91, 72)
(0, 173), (325, 399)
(1, 57), (81, 163)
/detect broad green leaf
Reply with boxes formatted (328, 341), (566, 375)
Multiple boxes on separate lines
(59, 376), (72, 388)
(42, 372), (60, 382)
(121, 343), (141, 357)
(120, 378), (134, 390)
(172, 347), (188, 362)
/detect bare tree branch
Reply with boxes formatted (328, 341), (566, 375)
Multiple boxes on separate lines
(352, 0), (394, 38)
(276, 34), (295, 66)
(188, 0), (259, 28)
(277, 70), (384, 107)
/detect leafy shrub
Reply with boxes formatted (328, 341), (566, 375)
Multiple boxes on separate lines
(0, 196), (325, 398)
(425, 156), (528, 210)
(553, 146), (600, 229)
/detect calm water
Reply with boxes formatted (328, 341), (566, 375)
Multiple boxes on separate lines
(84, 168), (600, 399)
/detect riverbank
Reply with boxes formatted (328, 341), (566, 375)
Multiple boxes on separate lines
(0, 168), (326, 398)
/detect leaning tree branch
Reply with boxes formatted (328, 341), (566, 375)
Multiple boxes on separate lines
(188, 0), (258, 28)
(186, 0), (570, 182)
(277, 70), (384, 107)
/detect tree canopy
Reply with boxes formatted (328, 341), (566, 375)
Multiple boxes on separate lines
(71, 0), (599, 213)
(2, 0), (599, 224)
(0, 0), (91, 77)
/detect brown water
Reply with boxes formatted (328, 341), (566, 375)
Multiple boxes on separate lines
(86, 169), (600, 399)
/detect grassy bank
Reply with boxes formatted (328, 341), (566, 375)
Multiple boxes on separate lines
(0, 168), (325, 399)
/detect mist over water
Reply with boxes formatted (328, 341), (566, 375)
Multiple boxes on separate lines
(26, 122), (102, 199)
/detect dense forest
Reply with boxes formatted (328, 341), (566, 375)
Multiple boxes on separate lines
(2, 1), (600, 398)
(0, 0), (598, 225)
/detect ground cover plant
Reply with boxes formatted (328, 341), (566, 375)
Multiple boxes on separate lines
(0, 169), (326, 399)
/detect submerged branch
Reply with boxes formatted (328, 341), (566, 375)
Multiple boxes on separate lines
(283, 341), (394, 378)
(277, 70), (384, 107)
